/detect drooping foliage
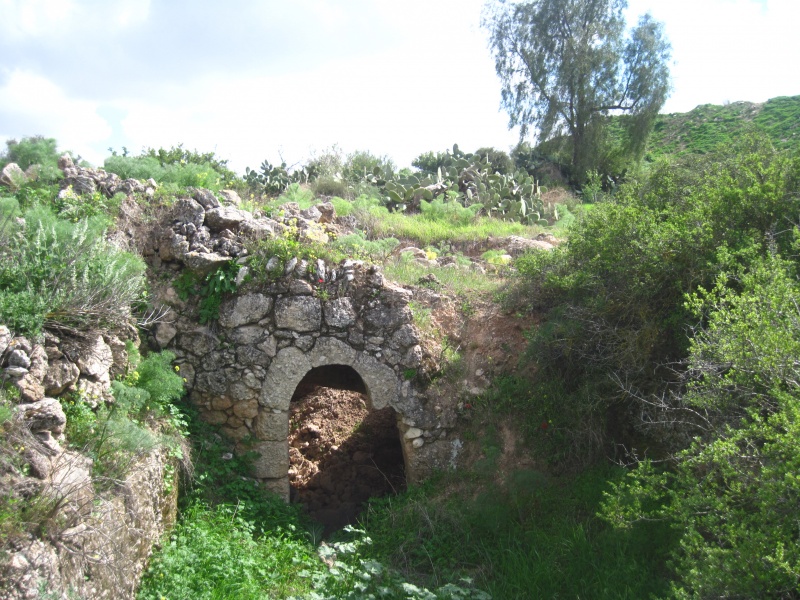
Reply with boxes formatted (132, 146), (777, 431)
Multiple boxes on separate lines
(483, 0), (671, 182)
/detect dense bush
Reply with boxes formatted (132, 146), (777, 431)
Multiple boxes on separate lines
(0, 205), (146, 336)
(104, 145), (236, 191)
(0, 136), (65, 183)
(512, 134), (800, 595)
(516, 134), (800, 413)
(603, 253), (800, 597)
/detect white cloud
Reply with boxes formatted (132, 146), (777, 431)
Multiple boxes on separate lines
(0, 0), (78, 39)
(0, 70), (111, 162)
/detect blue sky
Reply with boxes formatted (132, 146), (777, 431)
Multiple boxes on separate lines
(0, 0), (798, 173)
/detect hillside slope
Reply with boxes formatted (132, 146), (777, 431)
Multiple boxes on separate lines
(646, 95), (800, 158)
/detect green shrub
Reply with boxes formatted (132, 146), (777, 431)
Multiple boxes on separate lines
(61, 349), (186, 486)
(104, 146), (234, 191)
(603, 253), (800, 597)
(0, 206), (146, 336)
(0, 136), (64, 183)
(329, 195), (353, 216)
(511, 135), (800, 466)
(138, 502), (319, 600)
(311, 175), (349, 198)
(334, 231), (399, 260)
(342, 150), (395, 183)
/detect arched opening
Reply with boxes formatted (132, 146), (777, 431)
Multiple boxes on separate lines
(288, 365), (406, 534)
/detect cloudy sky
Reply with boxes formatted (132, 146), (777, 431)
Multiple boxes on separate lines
(0, 0), (798, 173)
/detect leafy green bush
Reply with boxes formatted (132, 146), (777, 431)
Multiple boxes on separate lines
(333, 231), (399, 260)
(311, 175), (349, 198)
(62, 349), (186, 486)
(511, 135), (800, 466)
(0, 205), (146, 335)
(173, 262), (241, 324)
(603, 253), (800, 598)
(0, 136), (64, 183)
(104, 145), (235, 190)
(342, 150), (395, 183)
(138, 502), (319, 600)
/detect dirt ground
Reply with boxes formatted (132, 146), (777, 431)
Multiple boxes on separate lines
(288, 387), (406, 534)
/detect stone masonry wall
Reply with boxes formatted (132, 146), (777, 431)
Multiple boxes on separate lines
(147, 190), (463, 498)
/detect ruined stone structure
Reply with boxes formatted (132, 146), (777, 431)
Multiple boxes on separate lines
(149, 192), (462, 499)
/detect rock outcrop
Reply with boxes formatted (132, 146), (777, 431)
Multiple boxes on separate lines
(0, 325), (177, 600)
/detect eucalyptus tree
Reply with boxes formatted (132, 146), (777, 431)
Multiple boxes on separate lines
(483, 0), (671, 183)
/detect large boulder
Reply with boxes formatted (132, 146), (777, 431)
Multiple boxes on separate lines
(0, 163), (27, 188)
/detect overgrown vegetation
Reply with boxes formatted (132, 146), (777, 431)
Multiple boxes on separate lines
(509, 133), (800, 596)
(105, 144), (238, 191)
(5, 85), (800, 598)
(0, 203), (147, 336)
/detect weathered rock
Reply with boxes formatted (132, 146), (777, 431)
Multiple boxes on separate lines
(229, 326), (264, 345)
(27, 345), (54, 384)
(15, 374), (45, 403)
(43, 359), (80, 395)
(404, 427), (423, 440)
(364, 304), (411, 332)
(177, 329), (218, 356)
(300, 205), (322, 221)
(391, 324), (420, 349)
(210, 396), (233, 411)
(219, 189), (242, 206)
(254, 410), (289, 441)
(58, 154), (74, 170)
(192, 188), (220, 210)
(288, 279), (313, 295)
(236, 345), (269, 366)
(274, 296), (322, 332)
(232, 398), (259, 419)
(323, 297), (356, 329)
(183, 251), (230, 275)
(16, 398), (67, 434)
(75, 335), (114, 379)
(204, 410), (230, 425)
(154, 322), (178, 348)
(219, 294), (273, 328)
(0, 325), (11, 356)
(0, 162), (27, 188)
(239, 218), (276, 239)
(252, 441), (290, 478)
(205, 206), (248, 232)
(7, 348), (31, 369)
(504, 235), (554, 255)
(172, 198), (205, 228)
(4, 366), (28, 378)
(316, 202), (336, 224)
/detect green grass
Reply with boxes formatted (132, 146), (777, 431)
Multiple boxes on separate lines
(642, 95), (800, 160)
(359, 463), (674, 600)
(383, 254), (506, 297)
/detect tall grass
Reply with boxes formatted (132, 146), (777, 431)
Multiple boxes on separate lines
(359, 464), (674, 599)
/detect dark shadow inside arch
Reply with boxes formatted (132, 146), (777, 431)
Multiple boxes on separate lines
(288, 364), (406, 536)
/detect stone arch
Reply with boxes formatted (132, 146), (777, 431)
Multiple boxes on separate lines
(252, 337), (406, 499)
(260, 338), (399, 412)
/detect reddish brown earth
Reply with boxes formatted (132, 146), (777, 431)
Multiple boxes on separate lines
(288, 387), (406, 534)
